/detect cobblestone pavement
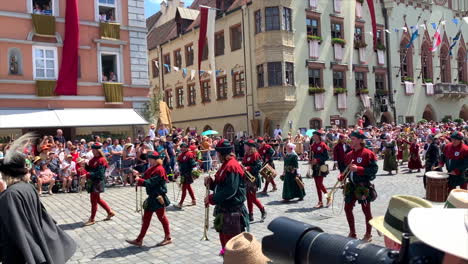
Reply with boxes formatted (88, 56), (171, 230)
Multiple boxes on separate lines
(41, 160), (426, 264)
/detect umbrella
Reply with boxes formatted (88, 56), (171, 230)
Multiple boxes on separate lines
(201, 130), (219, 136)
(305, 129), (316, 137)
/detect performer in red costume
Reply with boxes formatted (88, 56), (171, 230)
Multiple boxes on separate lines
(126, 151), (172, 247)
(257, 137), (277, 194)
(435, 131), (468, 191)
(310, 130), (331, 208)
(174, 143), (197, 209)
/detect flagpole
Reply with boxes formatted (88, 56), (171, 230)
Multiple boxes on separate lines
(396, 13), (423, 79)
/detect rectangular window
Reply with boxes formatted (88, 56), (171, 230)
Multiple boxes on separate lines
(230, 25), (242, 51)
(165, 90), (173, 109)
(100, 52), (120, 82)
(306, 17), (319, 36)
(97, 0), (117, 22)
(255, 10), (262, 34)
(217, 76), (227, 99)
(32, 0), (54, 16)
(233, 71), (245, 96)
(376, 29), (384, 45)
(405, 116), (415, 123)
(285, 62), (294, 85)
(355, 72), (366, 90)
(375, 74), (385, 91)
(163, 53), (170, 74)
(188, 83), (196, 105)
(308, 68), (321, 87)
(331, 22), (343, 39)
(268, 62), (282, 86)
(333, 71), (344, 88)
(185, 44), (194, 67)
(215, 31), (225, 56)
(176, 87), (184, 108)
(33, 46), (58, 80)
(173, 49), (182, 68)
(265, 7), (280, 31)
(152, 59), (159, 78)
(355, 27), (364, 42)
(257, 64), (264, 88)
(283, 7), (292, 32)
(201, 80), (211, 102)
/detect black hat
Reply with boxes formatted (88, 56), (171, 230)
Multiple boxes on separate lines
(450, 131), (464, 140)
(244, 139), (257, 148)
(91, 142), (103, 149)
(350, 130), (367, 139)
(215, 139), (233, 155)
(148, 151), (160, 160)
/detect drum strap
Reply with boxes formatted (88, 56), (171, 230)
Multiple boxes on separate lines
(384, 212), (410, 233)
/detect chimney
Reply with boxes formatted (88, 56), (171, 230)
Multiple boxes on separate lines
(160, 0), (167, 14)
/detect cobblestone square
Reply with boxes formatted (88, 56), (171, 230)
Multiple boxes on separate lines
(41, 160), (426, 264)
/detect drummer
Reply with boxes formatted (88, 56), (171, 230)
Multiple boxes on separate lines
(435, 131), (467, 191)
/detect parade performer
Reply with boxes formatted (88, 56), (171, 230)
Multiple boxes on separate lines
(281, 143), (305, 201)
(204, 139), (249, 256)
(126, 151), (172, 247)
(310, 130), (331, 208)
(342, 130), (378, 242)
(382, 135), (398, 175)
(397, 134), (409, 165)
(423, 135), (441, 188)
(84, 142), (115, 226)
(333, 134), (350, 173)
(406, 136), (423, 173)
(0, 133), (76, 263)
(174, 143), (197, 208)
(435, 131), (468, 191)
(242, 139), (266, 222)
(257, 137), (277, 194)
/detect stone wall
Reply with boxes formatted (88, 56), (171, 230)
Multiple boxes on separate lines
(128, 0), (149, 86)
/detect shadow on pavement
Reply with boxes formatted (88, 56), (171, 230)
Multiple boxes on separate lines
(58, 222), (86, 231)
(266, 200), (300, 206)
(285, 207), (324, 214)
(94, 245), (156, 259)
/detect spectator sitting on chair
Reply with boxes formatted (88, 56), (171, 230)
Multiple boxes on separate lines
(38, 161), (56, 196)
(47, 151), (61, 176)
(60, 155), (76, 193)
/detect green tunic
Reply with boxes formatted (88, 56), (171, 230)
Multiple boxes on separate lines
(281, 152), (305, 200)
(142, 175), (170, 212)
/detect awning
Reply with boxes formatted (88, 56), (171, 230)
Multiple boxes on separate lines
(0, 108), (147, 129)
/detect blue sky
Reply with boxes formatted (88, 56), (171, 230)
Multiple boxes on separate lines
(145, 0), (195, 18)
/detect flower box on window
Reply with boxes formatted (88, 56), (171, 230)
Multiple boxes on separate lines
(376, 44), (386, 51)
(307, 35), (322, 43)
(100, 22), (121, 40)
(356, 88), (369, 95)
(376, 89), (389, 96)
(354, 40), (367, 49)
(333, 87), (347, 94)
(32, 14), (56, 37)
(332, 38), (346, 46)
(103, 82), (123, 104)
(424, 78), (433, 83)
(402, 76), (414, 82)
(36, 80), (56, 97)
(308, 87), (326, 95)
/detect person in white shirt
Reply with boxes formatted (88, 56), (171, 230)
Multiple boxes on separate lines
(273, 125), (282, 138)
(85, 142), (94, 161)
(60, 155), (76, 193)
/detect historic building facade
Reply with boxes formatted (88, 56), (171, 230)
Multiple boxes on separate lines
(148, 0), (468, 138)
(0, 0), (150, 139)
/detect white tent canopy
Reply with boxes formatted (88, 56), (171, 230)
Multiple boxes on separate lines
(0, 108), (147, 129)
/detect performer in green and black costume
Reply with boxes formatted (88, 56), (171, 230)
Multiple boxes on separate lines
(242, 139), (266, 222)
(342, 130), (378, 242)
(126, 151), (172, 247)
(281, 142), (305, 202)
(175, 143), (197, 208)
(204, 139), (249, 256)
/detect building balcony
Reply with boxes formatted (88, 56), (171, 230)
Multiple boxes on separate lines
(255, 30), (294, 49)
(103, 82), (123, 104)
(100, 22), (120, 40)
(36, 80), (56, 97)
(257, 85), (296, 120)
(32, 14), (56, 37)
(434, 83), (468, 99)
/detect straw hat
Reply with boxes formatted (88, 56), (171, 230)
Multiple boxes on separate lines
(369, 195), (432, 244)
(224, 232), (270, 264)
(444, 189), (468, 208)
(409, 208), (468, 260)
(33, 156), (42, 164)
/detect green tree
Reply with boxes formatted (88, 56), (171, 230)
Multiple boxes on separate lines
(142, 88), (162, 123)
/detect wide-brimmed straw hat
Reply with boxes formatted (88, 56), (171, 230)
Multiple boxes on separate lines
(409, 208), (468, 260)
(224, 232), (270, 264)
(369, 195), (432, 244)
(444, 189), (468, 208)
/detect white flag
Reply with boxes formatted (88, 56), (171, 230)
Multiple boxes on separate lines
(190, 69), (196, 80)
(154, 60), (159, 69)
(173, 66), (180, 72)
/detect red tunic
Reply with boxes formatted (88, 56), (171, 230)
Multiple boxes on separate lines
(408, 143), (423, 170)
(310, 141), (329, 163)
(345, 147), (377, 176)
(138, 164), (167, 185)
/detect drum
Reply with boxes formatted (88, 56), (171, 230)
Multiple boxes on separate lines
(426, 171), (449, 202)
(259, 164), (277, 180)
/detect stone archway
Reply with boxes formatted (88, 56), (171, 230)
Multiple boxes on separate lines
(380, 112), (393, 124)
(223, 124), (235, 141)
(362, 110), (376, 127)
(422, 104), (436, 121)
(460, 104), (468, 121)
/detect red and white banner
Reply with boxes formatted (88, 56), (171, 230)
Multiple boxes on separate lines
(431, 26), (441, 52)
(366, 0), (377, 49)
(55, 0), (79, 95)
(197, 6), (216, 97)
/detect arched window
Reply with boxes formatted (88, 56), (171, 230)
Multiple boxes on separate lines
(440, 46), (451, 83)
(421, 37), (433, 82)
(457, 48), (467, 83)
(203, 125), (212, 132)
(309, 118), (322, 129)
(400, 34), (413, 81)
(223, 124), (235, 141)
(8, 48), (23, 75)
